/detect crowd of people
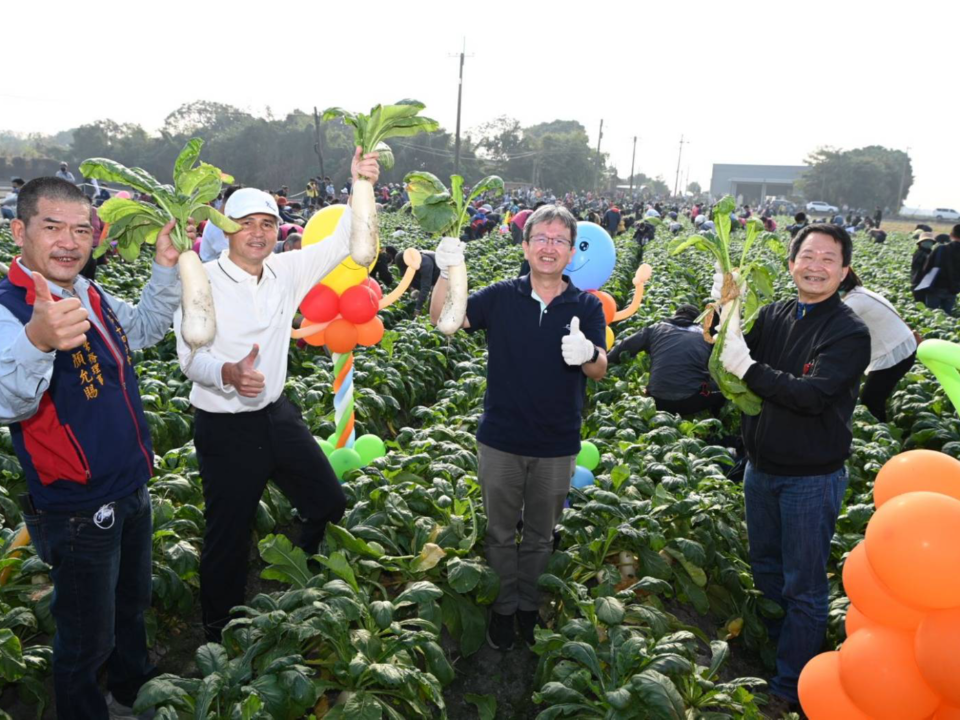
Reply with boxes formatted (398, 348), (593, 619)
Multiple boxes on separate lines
(2, 159), (959, 719)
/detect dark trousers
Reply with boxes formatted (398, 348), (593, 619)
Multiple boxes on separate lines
(653, 389), (726, 417)
(744, 463), (847, 702)
(194, 397), (346, 638)
(860, 352), (916, 423)
(924, 288), (956, 315)
(24, 485), (155, 719)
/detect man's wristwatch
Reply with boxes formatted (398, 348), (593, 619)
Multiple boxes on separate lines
(586, 346), (600, 365)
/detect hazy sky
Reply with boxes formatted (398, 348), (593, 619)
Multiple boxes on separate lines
(3, 1), (957, 207)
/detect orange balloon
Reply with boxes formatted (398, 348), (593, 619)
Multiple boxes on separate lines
(915, 607), (960, 705)
(844, 604), (877, 637)
(356, 316), (384, 347)
(934, 705), (960, 720)
(865, 491), (960, 609)
(299, 319), (326, 347)
(839, 626), (940, 720)
(324, 319), (358, 354)
(594, 290), (616, 325)
(842, 542), (925, 630)
(798, 651), (871, 720)
(874, 450), (960, 508)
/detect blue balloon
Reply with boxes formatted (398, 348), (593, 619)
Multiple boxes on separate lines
(571, 465), (595, 489)
(565, 222), (616, 291)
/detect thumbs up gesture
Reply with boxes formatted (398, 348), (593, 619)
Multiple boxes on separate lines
(24, 273), (91, 352)
(561, 316), (597, 366)
(222, 344), (266, 397)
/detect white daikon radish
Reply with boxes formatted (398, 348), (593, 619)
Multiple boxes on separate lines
(177, 250), (216, 350)
(437, 241), (468, 335)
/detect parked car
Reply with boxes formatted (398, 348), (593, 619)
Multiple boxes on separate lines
(806, 200), (839, 213)
(899, 207), (960, 221)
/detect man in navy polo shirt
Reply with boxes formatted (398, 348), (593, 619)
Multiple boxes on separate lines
(430, 204), (607, 651)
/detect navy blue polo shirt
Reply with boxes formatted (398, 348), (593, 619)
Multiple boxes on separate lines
(466, 275), (606, 458)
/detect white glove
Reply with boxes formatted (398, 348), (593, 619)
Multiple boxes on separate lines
(709, 261), (724, 301)
(435, 237), (465, 279)
(562, 316), (596, 366)
(720, 329), (755, 379)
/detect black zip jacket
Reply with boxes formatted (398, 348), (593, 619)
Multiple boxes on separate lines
(741, 293), (871, 476)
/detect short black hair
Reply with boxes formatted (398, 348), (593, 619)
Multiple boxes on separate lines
(952, 224), (960, 239)
(789, 223), (853, 267)
(16, 176), (89, 224)
(794, 212), (807, 223)
(916, 223), (933, 232)
(936, 233), (951, 244)
(383, 245), (398, 261)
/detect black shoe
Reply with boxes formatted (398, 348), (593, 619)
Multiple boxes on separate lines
(486, 611), (515, 651)
(517, 609), (543, 646)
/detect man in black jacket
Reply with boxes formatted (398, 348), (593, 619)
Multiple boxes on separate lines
(921, 224), (960, 315)
(608, 304), (724, 416)
(716, 224), (871, 706)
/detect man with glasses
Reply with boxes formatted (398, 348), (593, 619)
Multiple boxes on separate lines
(429, 204), (607, 651)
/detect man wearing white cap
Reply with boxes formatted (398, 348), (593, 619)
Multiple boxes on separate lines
(174, 148), (380, 641)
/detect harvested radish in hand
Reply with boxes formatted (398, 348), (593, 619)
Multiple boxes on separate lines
(322, 101), (439, 267)
(404, 172), (504, 335)
(80, 139), (239, 350)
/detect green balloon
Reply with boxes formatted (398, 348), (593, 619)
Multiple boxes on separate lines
(918, 339), (960, 416)
(577, 441), (600, 472)
(354, 434), (387, 465)
(329, 448), (363, 480)
(318, 439), (335, 458)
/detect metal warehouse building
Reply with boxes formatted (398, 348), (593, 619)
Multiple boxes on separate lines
(709, 164), (806, 205)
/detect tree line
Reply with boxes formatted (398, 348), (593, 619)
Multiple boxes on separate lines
(0, 102), (669, 196)
(1, 102), (913, 207)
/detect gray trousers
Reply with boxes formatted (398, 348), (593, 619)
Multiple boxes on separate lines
(477, 442), (576, 614)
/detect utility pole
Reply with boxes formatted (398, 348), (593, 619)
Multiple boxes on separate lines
(629, 136), (637, 195)
(895, 146), (912, 214)
(312, 106), (325, 181)
(673, 134), (688, 198)
(594, 119), (604, 193)
(450, 38), (472, 177)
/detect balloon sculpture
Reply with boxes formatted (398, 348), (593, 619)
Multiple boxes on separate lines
(798, 339), (960, 720)
(290, 205), (422, 479)
(563, 222), (652, 350)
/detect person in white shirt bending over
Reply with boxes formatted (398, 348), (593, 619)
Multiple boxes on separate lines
(175, 147), (380, 642)
(839, 268), (917, 423)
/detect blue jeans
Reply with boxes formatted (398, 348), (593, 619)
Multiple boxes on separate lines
(924, 288), (956, 315)
(23, 484), (155, 719)
(743, 462), (847, 703)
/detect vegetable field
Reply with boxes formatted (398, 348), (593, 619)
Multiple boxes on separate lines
(1, 214), (958, 720)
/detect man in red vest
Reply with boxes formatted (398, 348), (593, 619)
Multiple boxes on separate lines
(0, 177), (182, 719)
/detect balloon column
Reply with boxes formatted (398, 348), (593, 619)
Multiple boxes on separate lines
(290, 205), (423, 479)
(798, 449), (960, 720)
(563, 222), (652, 350)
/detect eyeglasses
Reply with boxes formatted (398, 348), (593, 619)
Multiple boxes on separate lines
(529, 234), (572, 248)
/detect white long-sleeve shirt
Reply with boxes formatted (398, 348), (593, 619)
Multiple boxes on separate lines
(175, 208), (352, 413)
(842, 286), (917, 372)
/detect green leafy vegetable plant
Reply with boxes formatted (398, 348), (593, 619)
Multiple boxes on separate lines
(670, 196), (784, 415)
(80, 139), (240, 351)
(322, 100), (440, 267)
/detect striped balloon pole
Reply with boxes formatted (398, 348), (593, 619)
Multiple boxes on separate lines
(332, 352), (355, 449)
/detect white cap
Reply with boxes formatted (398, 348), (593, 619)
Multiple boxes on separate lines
(224, 188), (281, 221)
